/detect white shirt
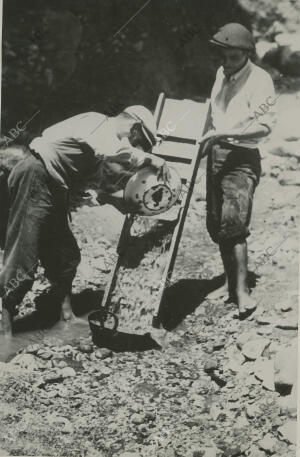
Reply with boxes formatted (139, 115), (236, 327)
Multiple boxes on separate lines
(210, 60), (276, 147)
(30, 112), (143, 190)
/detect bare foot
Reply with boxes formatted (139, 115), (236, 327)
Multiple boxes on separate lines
(61, 295), (76, 321)
(236, 291), (257, 319)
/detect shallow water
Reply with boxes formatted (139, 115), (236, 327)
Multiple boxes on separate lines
(0, 316), (90, 362)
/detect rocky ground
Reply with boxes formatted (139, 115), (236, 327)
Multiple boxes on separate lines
(0, 93), (299, 457)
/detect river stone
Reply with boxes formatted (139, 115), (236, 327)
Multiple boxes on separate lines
(241, 338), (271, 360)
(278, 420), (297, 445)
(9, 353), (39, 371)
(131, 413), (145, 425)
(78, 342), (93, 353)
(258, 434), (277, 454)
(253, 358), (275, 391)
(60, 366), (76, 378)
(277, 387), (297, 417)
(274, 338), (297, 394)
(94, 348), (113, 359)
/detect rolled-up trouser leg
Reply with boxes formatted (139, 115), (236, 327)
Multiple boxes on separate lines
(0, 155), (53, 315)
(39, 210), (81, 294)
(206, 142), (261, 244)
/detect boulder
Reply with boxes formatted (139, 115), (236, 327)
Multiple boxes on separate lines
(241, 338), (271, 361)
(277, 385), (297, 417)
(274, 338), (297, 394)
(258, 434), (278, 454)
(278, 420), (297, 445)
(253, 358), (275, 391)
(9, 353), (39, 371)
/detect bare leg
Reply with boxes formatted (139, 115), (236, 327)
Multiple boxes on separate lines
(206, 244), (234, 302)
(232, 240), (256, 316)
(60, 291), (76, 321)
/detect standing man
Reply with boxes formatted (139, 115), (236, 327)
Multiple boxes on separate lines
(0, 106), (168, 338)
(201, 23), (276, 318)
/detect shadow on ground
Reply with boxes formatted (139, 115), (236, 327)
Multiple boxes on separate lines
(159, 270), (259, 330)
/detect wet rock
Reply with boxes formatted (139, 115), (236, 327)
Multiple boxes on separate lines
(247, 446), (267, 457)
(9, 353), (39, 371)
(204, 358), (218, 373)
(258, 434), (277, 454)
(44, 371), (64, 383)
(60, 367), (76, 378)
(280, 304), (292, 312)
(53, 360), (68, 368)
(95, 367), (112, 380)
(246, 403), (261, 419)
(94, 348), (113, 359)
(78, 342), (94, 353)
(25, 343), (41, 354)
(278, 420), (297, 445)
(253, 358), (275, 391)
(274, 339), (297, 394)
(241, 338), (271, 361)
(36, 348), (53, 360)
(277, 388), (297, 417)
(131, 413), (145, 425)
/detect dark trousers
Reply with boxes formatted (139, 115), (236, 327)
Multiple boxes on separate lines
(206, 142), (261, 244)
(0, 154), (81, 315)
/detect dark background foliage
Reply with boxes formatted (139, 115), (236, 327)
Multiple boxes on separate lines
(1, 0), (252, 141)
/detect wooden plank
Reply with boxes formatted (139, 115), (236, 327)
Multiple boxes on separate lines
(154, 141), (196, 163)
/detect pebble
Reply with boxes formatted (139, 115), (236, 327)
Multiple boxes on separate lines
(10, 353), (39, 371)
(278, 420), (297, 445)
(60, 367), (76, 378)
(258, 434), (277, 454)
(95, 367), (112, 379)
(131, 413), (145, 425)
(94, 348), (113, 359)
(280, 304), (292, 312)
(204, 358), (218, 372)
(26, 343), (41, 354)
(78, 342), (94, 353)
(246, 403), (261, 419)
(37, 349), (53, 360)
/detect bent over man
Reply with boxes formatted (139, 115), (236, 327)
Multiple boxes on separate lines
(0, 106), (168, 337)
(201, 23), (276, 318)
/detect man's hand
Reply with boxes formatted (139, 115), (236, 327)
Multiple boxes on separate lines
(150, 155), (171, 184)
(198, 130), (226, 156)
